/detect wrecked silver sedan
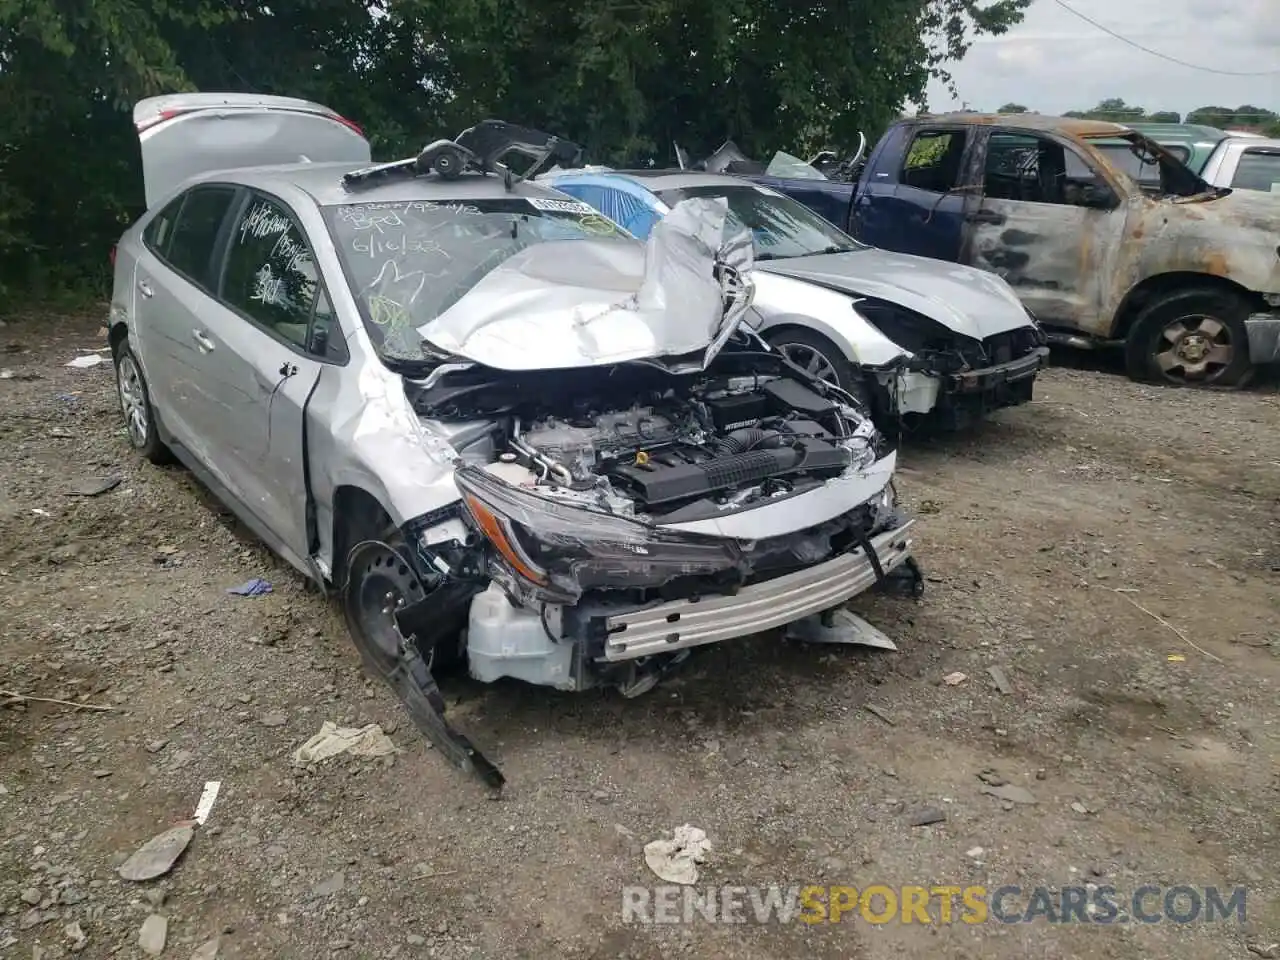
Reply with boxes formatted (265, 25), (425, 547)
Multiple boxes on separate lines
(108, 95), (920, 788)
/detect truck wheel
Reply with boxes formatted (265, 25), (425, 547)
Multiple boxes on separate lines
(1124, 288), (1254, 387)
(767, 329), (868, 405)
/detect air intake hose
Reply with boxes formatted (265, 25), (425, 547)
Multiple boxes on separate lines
(716, 427), (780, 455)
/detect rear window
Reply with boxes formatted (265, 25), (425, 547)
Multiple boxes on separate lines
(166, 186), (238, 287)
(1232, 150), (1280, 192)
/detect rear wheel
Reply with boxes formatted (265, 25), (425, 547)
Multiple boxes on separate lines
(112, 339), (173, 464)
(1124, 288), (1254, 387)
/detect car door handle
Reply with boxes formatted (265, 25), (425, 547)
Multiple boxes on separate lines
(191, 330), (215, 353)
(137, 279), (154, 299)
(967, 209), (1006, 225)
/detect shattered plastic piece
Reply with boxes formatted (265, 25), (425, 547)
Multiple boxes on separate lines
(226, 577), (272, 597)
(66, 354), (106, 369)
(1167, 654), (1186, 663)
(292, 721), (398, 766)
(980, 783), (1038, 805)
(118, 824), (195, 881)
(192, 781), (221, 825)
(65, 476), (122, 497)
(943, 672), (968, 686)
(784, 609), (898, 649)
(644, 824), (711, 885)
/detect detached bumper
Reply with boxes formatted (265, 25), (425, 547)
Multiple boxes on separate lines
(601, 519), (916, 661)
(1245, 312), (1280, 364)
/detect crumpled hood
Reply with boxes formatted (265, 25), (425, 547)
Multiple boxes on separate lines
(421, 197), (754, 370)
(757, 248), (1034, 340)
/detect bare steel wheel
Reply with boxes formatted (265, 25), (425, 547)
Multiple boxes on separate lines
(1126, 288), (1253, 388)
(342, 540), (429, 681)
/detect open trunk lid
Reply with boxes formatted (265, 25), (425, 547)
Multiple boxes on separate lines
(134, 93), (371, 208)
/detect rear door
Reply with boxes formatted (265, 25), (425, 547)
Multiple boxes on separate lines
(197, 190), (347, 561)
(134, 93), (370, 209)
(132, 184), (241, 467)
(852, 124), (978, 262)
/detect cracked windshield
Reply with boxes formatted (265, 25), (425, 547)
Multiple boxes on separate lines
(324, 197), (625, 359)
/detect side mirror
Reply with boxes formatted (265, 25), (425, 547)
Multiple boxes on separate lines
(1079, 183), (1116, 209)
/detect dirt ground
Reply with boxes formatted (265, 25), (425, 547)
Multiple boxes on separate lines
(1, 311), (1277, 960)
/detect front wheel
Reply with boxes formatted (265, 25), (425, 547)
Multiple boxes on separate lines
(1124, 289), (1254, 387)
(767, 329), (871, 410)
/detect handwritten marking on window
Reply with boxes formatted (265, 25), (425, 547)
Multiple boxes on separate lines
(240, 203), (292, 242)
(251, 264), (285, 306)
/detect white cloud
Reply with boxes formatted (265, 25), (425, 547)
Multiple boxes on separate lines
(923, 0), (1280, 117)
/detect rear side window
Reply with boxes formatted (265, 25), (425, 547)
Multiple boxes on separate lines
(221, 194), (320, 350)
(901, 129), (968, 193)
(166, 186), (238, 287)
(1232, 150), (1280, 192)
(142, 196), (184, 258)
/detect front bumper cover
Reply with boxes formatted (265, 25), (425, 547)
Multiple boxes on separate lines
(942, 345), (1049, 395)
(601, 518), (916, 661)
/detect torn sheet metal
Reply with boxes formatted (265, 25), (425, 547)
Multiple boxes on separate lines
(420, 197), (754, 371)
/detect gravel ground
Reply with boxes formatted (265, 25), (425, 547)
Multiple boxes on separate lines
(1, 311), (1277, 960)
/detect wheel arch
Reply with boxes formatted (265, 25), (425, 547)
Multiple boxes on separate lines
(1112, 272), (1265, 341)
(330, 484), (397, 589)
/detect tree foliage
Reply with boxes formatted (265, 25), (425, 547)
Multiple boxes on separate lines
(0, 0), (1029, 302)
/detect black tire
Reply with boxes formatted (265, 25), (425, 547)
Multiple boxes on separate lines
(766, 328), (869, 405)
(112, 339), (173, 464)
(1124, 288), (1254, 388)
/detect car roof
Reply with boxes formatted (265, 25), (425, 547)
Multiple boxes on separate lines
(913, 112), (1130, 138)
(185, 160), (572, 207)
(559, 169), (755, 193)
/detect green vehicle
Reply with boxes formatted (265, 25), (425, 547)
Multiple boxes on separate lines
(1090, 122), (1236, 192)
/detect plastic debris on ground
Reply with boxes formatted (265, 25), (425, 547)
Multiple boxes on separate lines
(643, 824), (711, 885)
(118, 824), (195, 881)
(226, 577), (272, 597)
(292, 721), (398, 766)
(193, 781), (221, 825)
(784, 609), (898, 649)
(65, 354), (106, 369)
(65, 476), (122, 497)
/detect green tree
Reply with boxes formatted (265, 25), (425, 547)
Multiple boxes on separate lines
(998, 102), (1030, 114)
(1146, 111), (1180, 123)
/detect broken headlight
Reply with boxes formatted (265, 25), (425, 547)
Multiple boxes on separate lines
(454, 466), (743, 603)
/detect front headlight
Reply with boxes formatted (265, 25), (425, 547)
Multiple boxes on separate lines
(455, 466), (744, 603)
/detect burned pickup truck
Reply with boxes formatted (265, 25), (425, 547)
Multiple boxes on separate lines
(744, 114), (1280, 387)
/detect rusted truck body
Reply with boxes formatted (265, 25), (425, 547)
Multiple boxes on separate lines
(755, 113), (1280, 386)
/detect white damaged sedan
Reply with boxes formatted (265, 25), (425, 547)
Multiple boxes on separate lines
(109, 97), (922, 788)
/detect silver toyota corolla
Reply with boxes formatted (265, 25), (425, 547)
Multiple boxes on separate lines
(108, 94), (922, 788)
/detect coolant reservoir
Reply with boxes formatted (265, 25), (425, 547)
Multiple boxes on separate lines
(482, 460), (537, 487)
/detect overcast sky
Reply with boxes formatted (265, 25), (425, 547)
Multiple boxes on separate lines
(921, 0), (1280, 117)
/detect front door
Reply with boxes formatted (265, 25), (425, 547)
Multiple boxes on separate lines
(198, 191), (345, 562)
(966, 130), (1128, 336)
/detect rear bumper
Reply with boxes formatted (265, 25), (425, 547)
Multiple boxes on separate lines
(1245, 312), (1280, 364)
(600, 519), (916, 661)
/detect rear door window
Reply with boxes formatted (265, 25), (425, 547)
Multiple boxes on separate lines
(1232, 150), (1280, 192)
(142, 195), (185, 259)
(901, 129), (968, 193)
(220, 193), (322, 352)
(165, 186), (238, 288)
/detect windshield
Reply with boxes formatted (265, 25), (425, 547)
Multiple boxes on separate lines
(324, 197), (627, 360)
(654, 184), (862, 261)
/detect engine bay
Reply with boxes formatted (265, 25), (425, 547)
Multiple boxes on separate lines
(411, 353), (879, 522)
